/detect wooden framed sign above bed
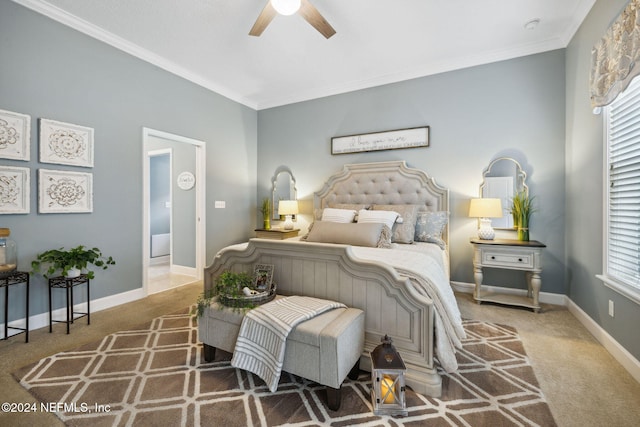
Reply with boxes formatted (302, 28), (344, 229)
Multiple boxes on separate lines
(331, 126), (429, 155)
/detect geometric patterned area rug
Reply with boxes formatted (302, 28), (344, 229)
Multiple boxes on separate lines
(14, 307), (556, 427)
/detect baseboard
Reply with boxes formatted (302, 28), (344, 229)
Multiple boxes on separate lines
(450, 280), (640, 384)
(566, 298), (640, 384)
(170, 264), (197, 277)
(0, 287), (146, 339)
(149, 255), (169, 266)
(450, 281), (567, 306)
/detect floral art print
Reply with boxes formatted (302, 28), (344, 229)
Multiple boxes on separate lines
(0, 166), (29, 214)
(0, 109), (31, 161)
(39, 169), (92, 213)
(39, 119), (94, 167)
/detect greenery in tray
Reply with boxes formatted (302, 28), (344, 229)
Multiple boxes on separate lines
(194, 271), (256, 318)
(31, 245), (116, 279)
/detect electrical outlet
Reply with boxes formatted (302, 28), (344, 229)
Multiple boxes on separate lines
(608, 300), (614, 317)
(214, 200), (225, 209)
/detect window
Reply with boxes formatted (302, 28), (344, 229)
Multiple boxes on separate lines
(600, 76), (640, 304)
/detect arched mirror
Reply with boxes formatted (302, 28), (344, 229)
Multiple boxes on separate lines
(480, 157), (528, 229)
(271, 167), (297, 220)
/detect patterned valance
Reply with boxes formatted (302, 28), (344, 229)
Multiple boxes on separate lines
(590, 0), (640, 110)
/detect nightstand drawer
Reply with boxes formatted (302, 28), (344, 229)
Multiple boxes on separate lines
(482, 250), (534, 269)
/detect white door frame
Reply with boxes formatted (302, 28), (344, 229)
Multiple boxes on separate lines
(142, 127), (206, 295)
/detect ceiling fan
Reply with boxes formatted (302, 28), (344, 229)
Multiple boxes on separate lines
(249, 0), (336, 39)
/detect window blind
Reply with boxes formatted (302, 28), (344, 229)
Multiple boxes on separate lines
(607, 76), (640, 289)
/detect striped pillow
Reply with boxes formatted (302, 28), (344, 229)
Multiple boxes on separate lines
(321, 208), (357, 223)
(357, 209), (399, 230)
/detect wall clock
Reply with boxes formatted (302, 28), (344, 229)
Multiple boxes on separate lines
(177, 171), (195, 190)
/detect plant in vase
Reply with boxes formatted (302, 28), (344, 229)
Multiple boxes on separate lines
(511, 191), (536, 241)
(260, 197), (272, 230)
(31, 245), (116, 279)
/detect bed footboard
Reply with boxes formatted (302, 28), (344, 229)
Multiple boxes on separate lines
(204, 238), (442, 397)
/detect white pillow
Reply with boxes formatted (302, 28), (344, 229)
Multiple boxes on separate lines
(321, 208), (357, 223)
(357, 209), (399, 230)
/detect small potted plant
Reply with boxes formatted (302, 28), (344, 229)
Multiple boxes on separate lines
(260, 197), (272, 230)
(511, 190), (536, 241)
(31, 245), (116, 279)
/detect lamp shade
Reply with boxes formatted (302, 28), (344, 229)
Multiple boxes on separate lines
(278, 200), (299, 216)
(468, 198), (503, 218)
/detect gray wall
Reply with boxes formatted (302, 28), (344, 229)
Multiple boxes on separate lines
(566, 0), (639, 359)
(257, 50), (567, 295)
(0, 1), (257, 317)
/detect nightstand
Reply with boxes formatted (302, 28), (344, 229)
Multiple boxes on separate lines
(254, 228), (300, 240)
(470, 238), (546, 313)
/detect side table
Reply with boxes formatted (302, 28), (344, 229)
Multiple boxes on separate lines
(470, 238), (546, 313)
(49, 274), (90, 334)
(254, 228), (300, 239)
(0, 271), (29, 342)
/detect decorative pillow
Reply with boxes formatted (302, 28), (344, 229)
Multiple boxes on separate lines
(373, 204), (421, 244)
(414, 211), (449, 249)
(303, 221), (392, 248)
(328, 203), (370, 221)
(320, 207), (357, 223)
(357, 209), (399, 232)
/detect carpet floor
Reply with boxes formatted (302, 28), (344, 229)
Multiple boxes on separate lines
(14, 306), (555, 427)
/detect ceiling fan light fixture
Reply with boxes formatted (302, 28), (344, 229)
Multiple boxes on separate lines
(271, 0), (301, 16)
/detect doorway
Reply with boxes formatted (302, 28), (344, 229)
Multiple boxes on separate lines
(142, 128), (206, 295)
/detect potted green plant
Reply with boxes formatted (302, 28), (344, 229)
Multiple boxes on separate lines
(31, 245), (116, 279)
(260, 197), (272, 230)
(511, 190), (536, 241)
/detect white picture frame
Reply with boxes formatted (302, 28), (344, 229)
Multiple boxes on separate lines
(38, 169), (93, 213)
(331, 126), (429, 155)
(0, 166), (30, 214)
(39, 119), (94, 167)
(252, 264), (274, 292)
(0, 109), (31, 161)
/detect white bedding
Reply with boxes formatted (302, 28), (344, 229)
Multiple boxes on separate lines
(350, 245), (465, 372)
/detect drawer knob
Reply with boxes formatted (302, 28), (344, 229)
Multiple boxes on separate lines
(491, 256), (495, 260)
(518, 258), (523, 262)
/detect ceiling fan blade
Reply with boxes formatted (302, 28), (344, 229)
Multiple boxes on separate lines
(249, 1), (277, 37)
(299, 0), (336, 39)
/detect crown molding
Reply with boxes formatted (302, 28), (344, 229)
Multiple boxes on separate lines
(11, 0), (258, 110)
(558, 0), (597, 46)
(12, 0), (594, 111)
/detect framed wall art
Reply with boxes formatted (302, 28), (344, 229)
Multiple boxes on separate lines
(0, 166), (30, 214)
(38, 169), (93, 213)
(331, 126), (429, 155)
(0, 109), (31, 161)
(39, 119), (94, 167)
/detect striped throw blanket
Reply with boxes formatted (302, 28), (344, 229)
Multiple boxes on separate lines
(231, 296), (346, 392)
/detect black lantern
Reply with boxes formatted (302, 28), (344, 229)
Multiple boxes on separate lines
(370, 334), (407, 416)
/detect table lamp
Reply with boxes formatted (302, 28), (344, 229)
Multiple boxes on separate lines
(468, 198), (503, 240)
(278, 200), (299, 230)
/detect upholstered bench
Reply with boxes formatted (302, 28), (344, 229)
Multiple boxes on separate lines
(198, 296), (365, 410)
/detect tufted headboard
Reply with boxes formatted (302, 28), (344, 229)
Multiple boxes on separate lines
(314, 161), (449, 245)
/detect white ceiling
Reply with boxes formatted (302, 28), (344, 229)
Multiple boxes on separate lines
(14, 0), (596, 110)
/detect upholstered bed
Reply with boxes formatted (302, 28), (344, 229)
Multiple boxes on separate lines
(203, 161), (465, 397)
